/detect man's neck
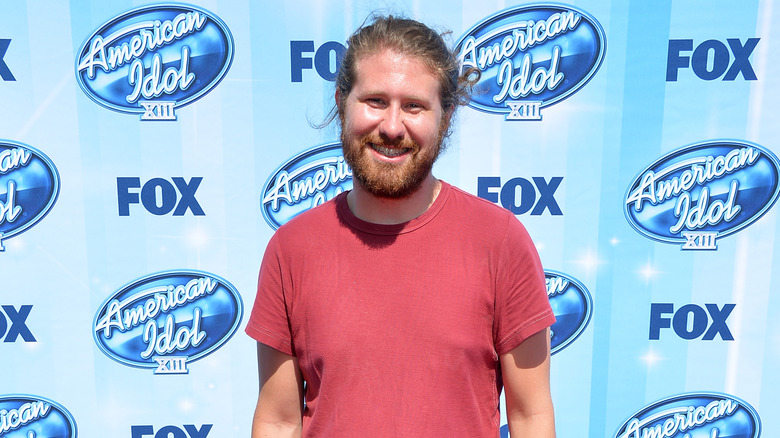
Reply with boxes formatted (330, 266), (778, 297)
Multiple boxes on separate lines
(346, 175), (442, 225)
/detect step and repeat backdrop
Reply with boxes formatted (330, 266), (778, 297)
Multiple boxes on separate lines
(1, 0), (777, 437)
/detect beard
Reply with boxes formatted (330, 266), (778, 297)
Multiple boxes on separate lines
(341, 128), (445, 199)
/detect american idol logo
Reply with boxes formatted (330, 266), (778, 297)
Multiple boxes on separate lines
(261, 142), (352, 230)
(455, 3), (605, 120)
(546, 270), (592, 354)
(0, 394), (77, 438)
(93, 270), (243, 374)
(625, 140), (780, 250)
(0, 141), (59, 252)
(613, 392), (761, 438)
(75, 4), (233, 121)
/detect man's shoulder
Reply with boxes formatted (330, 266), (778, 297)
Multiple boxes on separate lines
(446, 183), (516, 220)
(275, 193), (343, 235)
(441, 183), (533, 243)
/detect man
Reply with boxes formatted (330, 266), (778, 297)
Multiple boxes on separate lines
(247, 14), (556, 437)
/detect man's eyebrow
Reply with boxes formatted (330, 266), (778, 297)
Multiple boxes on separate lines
(358, 89), (436, 103)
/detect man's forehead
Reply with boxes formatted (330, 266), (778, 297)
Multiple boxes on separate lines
(352, 49), (440, 93)
(355, 48), (436, 76)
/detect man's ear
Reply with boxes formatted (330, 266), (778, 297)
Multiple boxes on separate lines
(335, 89), (342, 111)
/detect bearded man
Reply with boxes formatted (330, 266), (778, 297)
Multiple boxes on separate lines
(247, 14), (556, 437)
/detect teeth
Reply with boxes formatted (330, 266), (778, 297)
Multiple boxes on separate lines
(371, 144), (409, 157)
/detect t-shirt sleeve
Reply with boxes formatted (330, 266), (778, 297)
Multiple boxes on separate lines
(493, 215), (555, 355)
(245, 233), (295, 356)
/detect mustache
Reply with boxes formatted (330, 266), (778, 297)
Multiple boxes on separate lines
(357, 134), (420, 152)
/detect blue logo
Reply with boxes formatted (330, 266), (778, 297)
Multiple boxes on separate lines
(649, 303), (735, 341)
(132, 424), (212, 438)
(76, 3), (234, 120)
(546, 271), (591, 354)
(477, 176), (563, 215)
(667, 38), (759, 81)
(0, 141), (60, 252)
(0, 305), (36, 342)
(0, 395), (77, 437)
(117, 177), (205, 216)
(625, 140), (780, 250)
(455, 3), (605, 120)
(93, 270), (243, 374)
(261, 142), (352, 230)
(290, 41), (346, 82)
(0, 39), (15, 81)
(613, 392), (761, 438)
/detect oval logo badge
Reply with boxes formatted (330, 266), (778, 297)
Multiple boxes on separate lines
(75, 3), (234, 120)
(261, 142), (352, 230)
(624, 140), (780, 250)
(0, 394), (77, 437)
(613, 392), (761, 438)
(93, 270), (243, 374)
(546, 270), (592, 354)
(0, 140), (60, 252)
(455, 3), (606, 120)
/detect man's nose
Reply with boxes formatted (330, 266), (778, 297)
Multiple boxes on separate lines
(378, 106), (406, 140)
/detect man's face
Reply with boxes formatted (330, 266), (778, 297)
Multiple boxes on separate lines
(340, 49), (449, 198)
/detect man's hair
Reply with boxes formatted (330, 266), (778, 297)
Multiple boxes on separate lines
(327, 14), (478, 134)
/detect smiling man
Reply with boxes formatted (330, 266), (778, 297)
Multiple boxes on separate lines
(247, 15), (556, 437)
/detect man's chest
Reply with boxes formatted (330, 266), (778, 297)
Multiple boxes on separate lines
(287, 249), (498, 370)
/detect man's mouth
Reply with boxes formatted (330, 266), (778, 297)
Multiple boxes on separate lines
(370, 143), (410, 158)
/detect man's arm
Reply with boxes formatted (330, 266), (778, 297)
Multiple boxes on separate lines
(252, 342), (304, 438)
(500, 327), (556, 437)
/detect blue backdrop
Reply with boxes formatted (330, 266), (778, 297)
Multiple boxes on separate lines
(1, 1), (777, 437)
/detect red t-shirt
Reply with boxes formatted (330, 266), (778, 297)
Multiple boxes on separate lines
(246, 182), (554, 437)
